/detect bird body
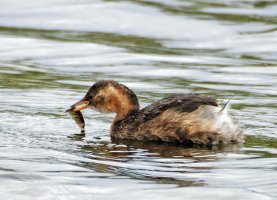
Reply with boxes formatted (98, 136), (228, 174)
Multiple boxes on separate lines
(67, 80), (243, 145)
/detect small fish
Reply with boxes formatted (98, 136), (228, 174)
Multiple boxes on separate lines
(68, 110), (85, 133)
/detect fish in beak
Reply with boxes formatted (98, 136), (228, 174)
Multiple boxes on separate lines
(66, 98), (90, 134)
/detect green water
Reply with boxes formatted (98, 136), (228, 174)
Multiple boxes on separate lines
(0, 0), (276, 199)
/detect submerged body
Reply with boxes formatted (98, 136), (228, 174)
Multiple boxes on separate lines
(67, 80), (243, 145)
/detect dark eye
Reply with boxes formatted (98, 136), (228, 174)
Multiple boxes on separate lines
(87, 95), (93, 100)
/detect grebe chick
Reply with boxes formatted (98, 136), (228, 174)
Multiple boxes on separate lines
(67, 80), (243, 145)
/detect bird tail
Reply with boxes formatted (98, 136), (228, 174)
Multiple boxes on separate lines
(219, 96), (233, 113)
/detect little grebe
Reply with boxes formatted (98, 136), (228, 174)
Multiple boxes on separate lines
(67, 80), (243, 145)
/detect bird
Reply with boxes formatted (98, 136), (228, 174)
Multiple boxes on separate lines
(67, 80), (243, 145)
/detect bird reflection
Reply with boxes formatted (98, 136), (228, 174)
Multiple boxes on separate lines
(70, 134), (242, 187)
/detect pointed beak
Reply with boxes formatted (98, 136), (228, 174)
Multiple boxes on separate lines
(66, 98), (89, 112)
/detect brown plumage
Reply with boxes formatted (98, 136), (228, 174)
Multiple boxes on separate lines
(67, 80), (243, 145)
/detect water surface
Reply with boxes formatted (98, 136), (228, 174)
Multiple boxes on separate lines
(0, 0), (276, 199)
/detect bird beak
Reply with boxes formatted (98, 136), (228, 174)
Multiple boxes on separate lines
(66, 98), (89, 112)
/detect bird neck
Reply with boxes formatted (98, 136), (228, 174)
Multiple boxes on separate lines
(113, 95), (139, 123)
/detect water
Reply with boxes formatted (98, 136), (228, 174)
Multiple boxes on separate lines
(0, 0), (276, 199)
